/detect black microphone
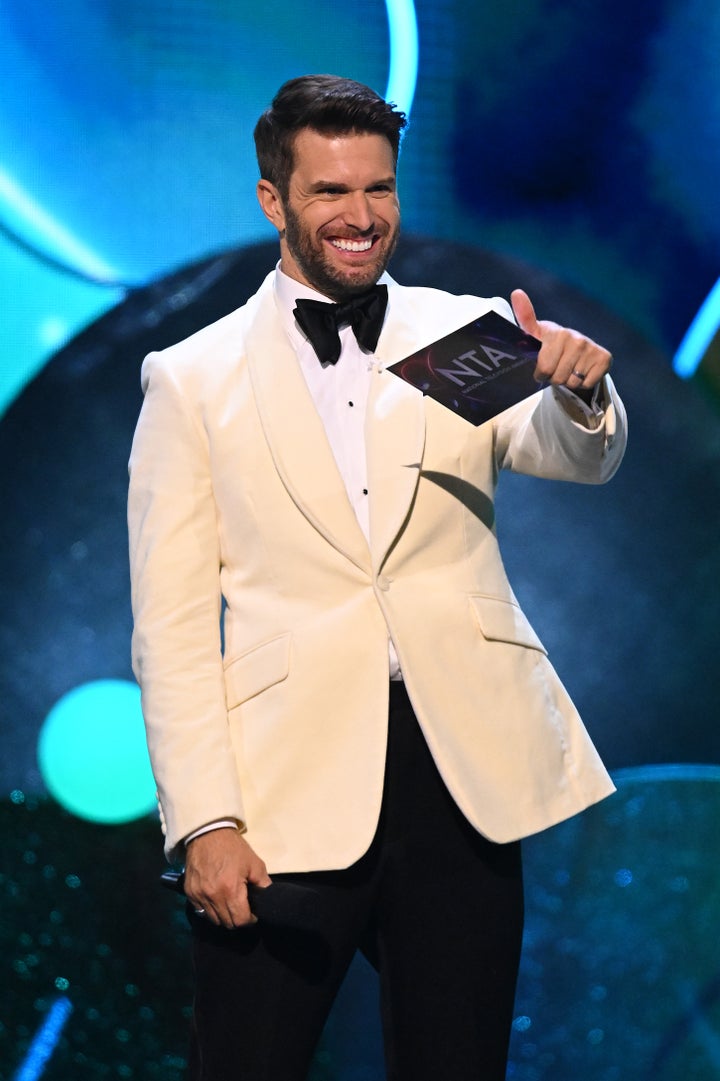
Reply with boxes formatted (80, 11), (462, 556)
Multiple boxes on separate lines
(160, 870), (323, 933)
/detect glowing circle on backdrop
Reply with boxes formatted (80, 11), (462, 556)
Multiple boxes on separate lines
(37, 680), (156, 824)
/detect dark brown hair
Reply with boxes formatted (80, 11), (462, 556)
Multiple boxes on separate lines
(254, 74), (407, 198)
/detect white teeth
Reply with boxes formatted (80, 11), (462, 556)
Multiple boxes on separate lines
(330, 238), (373, 252)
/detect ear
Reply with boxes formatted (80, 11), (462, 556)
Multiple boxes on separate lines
(256, 179), (286, 233)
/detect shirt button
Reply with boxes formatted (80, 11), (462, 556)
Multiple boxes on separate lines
(377, 575), (392, 592)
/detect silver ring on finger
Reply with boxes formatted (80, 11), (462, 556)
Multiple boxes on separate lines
(572, 370), (585, 381)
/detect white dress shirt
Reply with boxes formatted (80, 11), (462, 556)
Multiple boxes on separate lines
(274, 266), (378, 544)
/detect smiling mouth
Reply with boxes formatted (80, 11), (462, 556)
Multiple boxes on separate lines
(328, 236), (376, 253)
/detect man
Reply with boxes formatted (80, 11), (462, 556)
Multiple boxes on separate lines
(128, 75), (627, 1080)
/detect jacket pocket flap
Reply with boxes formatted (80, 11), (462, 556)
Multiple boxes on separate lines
(224, 633), (291, 709)
(469, 595), (547, 654)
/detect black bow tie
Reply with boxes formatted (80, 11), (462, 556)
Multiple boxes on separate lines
(293, 285), (388, 365)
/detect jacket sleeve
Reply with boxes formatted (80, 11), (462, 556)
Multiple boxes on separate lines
(493, 374), (627, 484)
(128, 350), (245, 863)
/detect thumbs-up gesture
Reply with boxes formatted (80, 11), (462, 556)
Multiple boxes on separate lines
(511, 289), (612, 392)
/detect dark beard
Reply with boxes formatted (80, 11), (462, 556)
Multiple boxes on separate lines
(283, 203), (398, 301)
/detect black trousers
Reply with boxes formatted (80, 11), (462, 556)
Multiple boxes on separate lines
(188, 682), (524, 1081)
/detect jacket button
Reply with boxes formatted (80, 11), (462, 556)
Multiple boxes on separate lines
(377, 575), (392, 592)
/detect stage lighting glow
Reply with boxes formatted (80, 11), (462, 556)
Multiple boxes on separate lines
(673, 277), (720, 378)
(11, 996), (73, 1081)
(384, 0), (419, 117)
(37, 680), (156, 824)
(0, 168), (119, 284)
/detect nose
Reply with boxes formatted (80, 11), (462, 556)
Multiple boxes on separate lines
(341, 190), (374, 232)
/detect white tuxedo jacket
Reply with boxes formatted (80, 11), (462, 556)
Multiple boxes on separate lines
(128, 271), (627, 868)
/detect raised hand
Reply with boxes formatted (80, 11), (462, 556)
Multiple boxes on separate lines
(511, 288), (612, 392)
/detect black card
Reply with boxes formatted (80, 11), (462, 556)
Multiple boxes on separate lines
(388, 309), (543, 425)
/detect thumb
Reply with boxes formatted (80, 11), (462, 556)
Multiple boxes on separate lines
(511, 289), (540, 336)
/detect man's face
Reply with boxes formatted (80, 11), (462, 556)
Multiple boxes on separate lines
(258, 129), (400, 300)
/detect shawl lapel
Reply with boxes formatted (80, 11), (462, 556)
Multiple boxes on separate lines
(246, 274), (429, 575)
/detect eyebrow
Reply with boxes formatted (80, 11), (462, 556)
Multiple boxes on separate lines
(308, 176), (397, 193)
